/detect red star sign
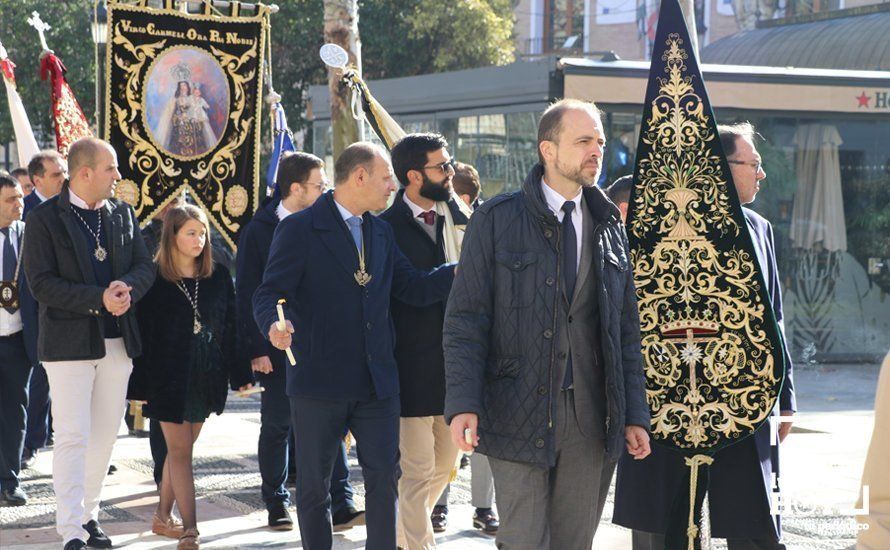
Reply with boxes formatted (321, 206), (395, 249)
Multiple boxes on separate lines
(856, 91), (871, 108)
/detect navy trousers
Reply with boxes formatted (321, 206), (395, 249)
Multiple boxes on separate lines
(0, 332), (33, 491)
(258, 366), (356, 512)
(24, 363), (50, 452)
(291, 394), (400, 550)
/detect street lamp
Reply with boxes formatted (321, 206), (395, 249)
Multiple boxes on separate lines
(92, 0), (107, 135)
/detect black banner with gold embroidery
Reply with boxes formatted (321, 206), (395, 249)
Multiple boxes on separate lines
(104, 0), (271, 249)
(626, 0), (786, 546)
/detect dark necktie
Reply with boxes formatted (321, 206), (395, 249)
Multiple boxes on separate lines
(418, 210), (436, 226)
(1, 227), (17, 314)
(561, 201), (577, 389)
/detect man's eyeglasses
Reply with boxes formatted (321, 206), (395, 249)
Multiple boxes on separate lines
(304, 181), (331, 191)
(422, 159), (456, 175)
(727, 159), (762, 173)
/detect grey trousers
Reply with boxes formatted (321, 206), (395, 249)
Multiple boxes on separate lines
(632, 530), (787, 550)
(487, 390), (615, 550)
(437, 452), (495, 509)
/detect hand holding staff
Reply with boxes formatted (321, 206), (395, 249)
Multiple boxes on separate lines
(272, 298), (296, 366)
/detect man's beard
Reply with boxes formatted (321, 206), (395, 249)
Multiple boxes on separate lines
(419, 174), (452, 202)
(556, 154), (600, 187)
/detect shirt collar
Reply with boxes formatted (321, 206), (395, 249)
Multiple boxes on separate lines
(540, 178), (582, 218)
(333, 197), (359, 223)
(275, 201), (295, 222)
(34, 189), (49, 203)
(402, 192), (433, 219)
(68, 188), (105, 210)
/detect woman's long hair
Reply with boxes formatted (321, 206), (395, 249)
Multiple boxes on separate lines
(155, 203), (214, 282)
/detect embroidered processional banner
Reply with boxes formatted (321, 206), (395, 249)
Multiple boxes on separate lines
(104, 0), (272, 249)
(626, 0), (787, 546)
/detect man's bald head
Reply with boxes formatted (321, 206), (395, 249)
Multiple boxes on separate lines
(68, 137), (115, 180)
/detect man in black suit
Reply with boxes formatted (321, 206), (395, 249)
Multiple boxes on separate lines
(254, 142), (455, 550)
(22, 137), (155, 550)
(20, 150), (68, 470)
(380, 133), (468, 548)
(238, 151), (363, 531)
(0, 175), (34, 507)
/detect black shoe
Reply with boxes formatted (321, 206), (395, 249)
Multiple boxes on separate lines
(63, 539), (87, 550)
(1, 487), (27, 506)
(430, 504), (448, 533)
(332, 506), (366, 532)
(107, 464), (117, 475)
(46, 433), (54, 447)
(267, 505), (294, 531)
(472, 507), (499, 535)
(21, 448), (37, 470)
(82, 520), (112, 548)
(460, 454), (470, 469)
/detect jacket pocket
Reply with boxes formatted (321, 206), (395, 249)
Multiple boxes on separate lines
(486, 356), (522, 381)
(494, 251), (538, 308)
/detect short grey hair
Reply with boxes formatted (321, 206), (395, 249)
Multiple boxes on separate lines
(333, 142), (387, 186)
(717, 122), (758, 158)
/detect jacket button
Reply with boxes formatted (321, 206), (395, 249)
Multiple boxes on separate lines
(367, 353), (372, 361)
(568, 315), (574, 323)
(545, 277), (554, 286)
(513, 261), (521, 269)
(366, 322), (372, 330)
(535, 438), (545, 448)
(544, 230), (553, 238)
(538, 385), (546, 396)
(558, 351), (567, 359)
(543, 329), (553, 339)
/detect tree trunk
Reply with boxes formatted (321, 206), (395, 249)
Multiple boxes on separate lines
(324, 0), (361, 160)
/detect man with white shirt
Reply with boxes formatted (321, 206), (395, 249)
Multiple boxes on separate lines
(0, 175), (34, 507)
(381, 133), (470, 549)
(24, 150), (67, 219)
(444, 99), (651, 550)
(22, 137), (155, 550)
(237, 151), (363, 532)
(21, 150), (68, 470)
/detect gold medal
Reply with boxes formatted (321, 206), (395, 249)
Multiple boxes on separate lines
(354, 268), (372, 287)
(0, 280), (19, 310)
(94, 246), (108, 262)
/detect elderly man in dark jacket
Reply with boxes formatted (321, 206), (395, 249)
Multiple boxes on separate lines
(444, 99), (651, 550)
(22, 137), (155, 550)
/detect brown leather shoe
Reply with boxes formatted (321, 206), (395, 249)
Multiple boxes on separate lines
(177, 527), (200, 549)
(152, 513), (185, 539)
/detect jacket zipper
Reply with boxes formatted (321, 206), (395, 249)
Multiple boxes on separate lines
(548, 222), (561, 430)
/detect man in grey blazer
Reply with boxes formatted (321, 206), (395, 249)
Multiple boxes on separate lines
(444, 99), (651, 550)
(22, 137), (155, 550)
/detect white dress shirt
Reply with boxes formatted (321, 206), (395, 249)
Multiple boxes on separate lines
(334, 198), (359, 223)
(68, 188), (105, 210)
(275, 202), (295, 222)
(541, 179), (583, 271)
(403, 193), (433, 220)
(0, 224), (24, 336)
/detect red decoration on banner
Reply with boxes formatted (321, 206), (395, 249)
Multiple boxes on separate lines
(40, 52), (92, 157)
(0, 59), (16, 84)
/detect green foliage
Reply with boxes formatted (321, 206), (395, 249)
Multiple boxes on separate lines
(0, 0), (515, 149)
(0, 0), (99, 154)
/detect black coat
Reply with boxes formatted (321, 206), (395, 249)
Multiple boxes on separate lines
(128, 264), (252, 423)
(236, 199), (283, 364)
(443, 164), (650, 466)
(379, 191), (468, 417)
(21, 184), (156, 361)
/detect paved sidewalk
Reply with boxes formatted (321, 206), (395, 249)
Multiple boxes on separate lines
(0, 362), (879, 549)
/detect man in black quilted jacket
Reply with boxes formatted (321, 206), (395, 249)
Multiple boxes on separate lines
(443, 98), (651, 550)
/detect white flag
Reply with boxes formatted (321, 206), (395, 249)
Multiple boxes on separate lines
(1, 42), (40, 168)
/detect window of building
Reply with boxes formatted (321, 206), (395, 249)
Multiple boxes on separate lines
(544, 0), (585, 53)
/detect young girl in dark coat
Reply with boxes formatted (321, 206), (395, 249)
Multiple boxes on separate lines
(129, 204), (252, 549)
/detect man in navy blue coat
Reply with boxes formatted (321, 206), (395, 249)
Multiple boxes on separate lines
(253, 142), (455, 550)
(613, 123), (796, 550)
(237, 151), (362, 532)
